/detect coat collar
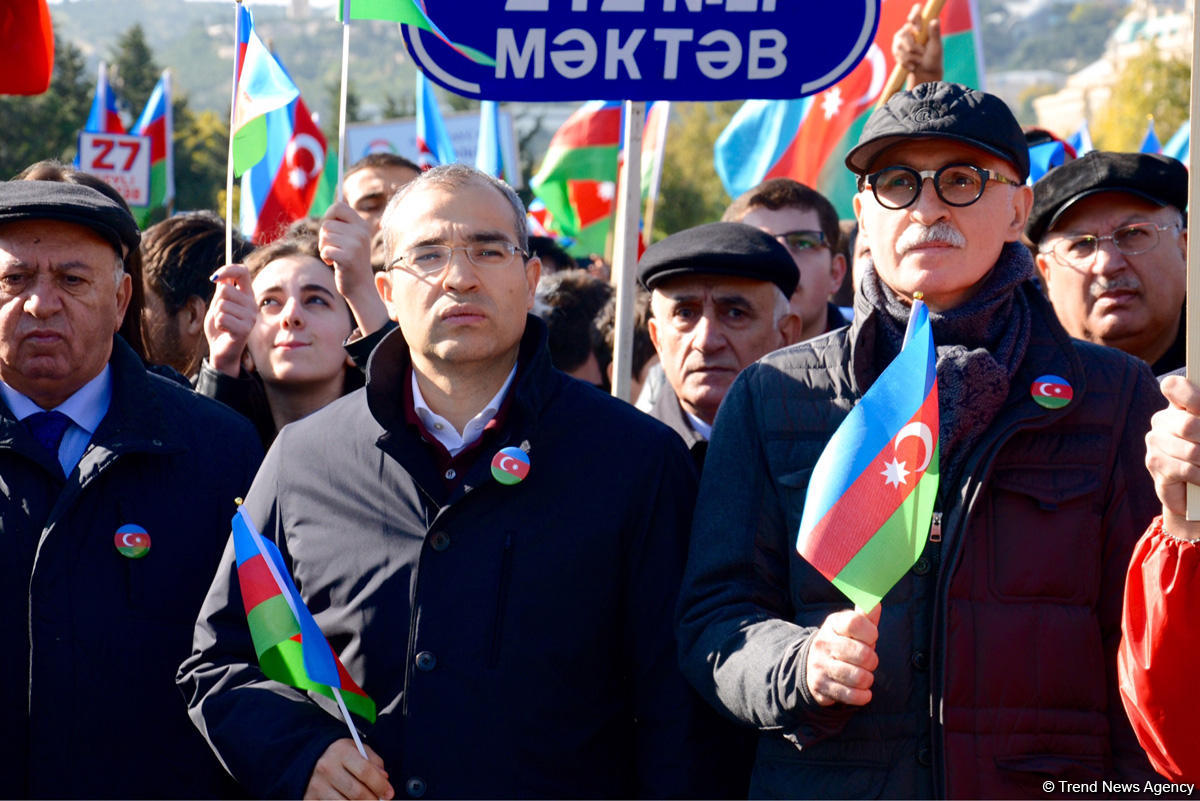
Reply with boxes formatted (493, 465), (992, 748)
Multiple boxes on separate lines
(0, 336), (183, 459)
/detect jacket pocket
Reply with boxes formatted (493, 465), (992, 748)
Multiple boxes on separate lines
(488, 531), (515, 668)
(986, 465), (1103, 602)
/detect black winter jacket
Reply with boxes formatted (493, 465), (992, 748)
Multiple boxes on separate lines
(180, 318), (735, 799)
(0, 337), (262, 798)
(677, 285), (1162, 798)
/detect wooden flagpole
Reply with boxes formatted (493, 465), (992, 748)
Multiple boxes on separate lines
(1185, 3), (1200, 520)
(610, 101), (645, 403)
(875, 0), (948, 111)
(224, 0), (243, 266)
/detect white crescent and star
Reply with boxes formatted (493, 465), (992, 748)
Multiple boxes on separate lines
(498, 456), (519, 473)
(121, 532), (140, 548)
(854, 43), (887, 108)
(1036, 382), (1063, 397)
(880, 422), (934, 488)
(286, 133), (324, 189)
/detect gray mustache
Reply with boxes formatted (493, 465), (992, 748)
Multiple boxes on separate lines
(1090, 276), (1141, 298)
(897, 222), (966, 253)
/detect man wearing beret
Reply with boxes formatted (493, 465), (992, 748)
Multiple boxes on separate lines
(640, 221), (800, 468)
(677, 82), (1160, 797)
(1028, 151), (1188, 376)
(0, 181), (262, 797)
(181, 165), (733, 799)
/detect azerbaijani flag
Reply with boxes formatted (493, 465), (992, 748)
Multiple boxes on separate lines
(476, 100), (505, 181)
(231, 4), (301, 177)
(232, 505), (376, 722)
(715, 0), (982, 218)
(797, 300), (939, 611)
(0, 0), (54, 96)
(84, 60), (125, 134)
(1140, 117), (1162, 155)
(337, 0), (494, 66)
(1163, 120), (1189, 165)
(130, 70), (174, 227)
(415, 72), (457, 169)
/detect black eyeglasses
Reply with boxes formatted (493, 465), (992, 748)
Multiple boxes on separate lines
(774, 230), (828, 253)
(1039, 222), (1179, 269)
(388, 241), (528, 275)
(860, 163), (1022, 210)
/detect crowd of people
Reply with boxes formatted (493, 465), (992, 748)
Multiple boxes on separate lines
(0, 30), (1197, 800)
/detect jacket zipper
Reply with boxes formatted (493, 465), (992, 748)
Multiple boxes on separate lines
(929, 512), (942, 543)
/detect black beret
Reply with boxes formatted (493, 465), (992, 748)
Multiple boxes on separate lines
(0, 180), (140, 257)
(637, 222), (799, 298)
(846, 81), (1029, 181)
(1026, 151), (1188, 244)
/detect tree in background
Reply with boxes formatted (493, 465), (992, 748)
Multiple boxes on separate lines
(111, 24), (160, 116)
(0, 36), (91, 178)
(653, 101), (740, 240)
(1093, 45), (1189, 152)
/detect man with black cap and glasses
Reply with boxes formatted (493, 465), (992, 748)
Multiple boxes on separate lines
(0, 180), (261, 797)
(677, 82), (1161, 797)
(1028, 151), (1188, 376)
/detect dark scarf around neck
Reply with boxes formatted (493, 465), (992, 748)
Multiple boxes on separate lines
(855, 241), (1035, 490)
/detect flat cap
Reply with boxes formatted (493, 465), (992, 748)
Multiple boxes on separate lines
(638, 222), (799, 297)
(846, 81), (1029, 181)
(0, 180), (140, 257)
(1026, 151), (1188, 243)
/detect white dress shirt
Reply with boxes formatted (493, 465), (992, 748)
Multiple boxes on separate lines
(684, 409), (713, 442)
(412, 364), (517, 457)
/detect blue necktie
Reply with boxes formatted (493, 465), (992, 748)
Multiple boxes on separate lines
(23, 410), (71, 463)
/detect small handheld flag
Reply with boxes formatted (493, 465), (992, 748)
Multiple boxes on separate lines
(797, 299), (939, 611)
(130, 71), (175, 226)
(232, 505), (376, 754)
(231, 5), (301, 177)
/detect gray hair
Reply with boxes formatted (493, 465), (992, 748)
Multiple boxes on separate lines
(772, 286), (790, 327)
(113, 252), (126, 288)
(380, 164), (528, 264)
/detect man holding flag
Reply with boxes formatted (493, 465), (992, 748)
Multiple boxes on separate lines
(182, 164), (728, 799)
(677, 82), (1161, 797)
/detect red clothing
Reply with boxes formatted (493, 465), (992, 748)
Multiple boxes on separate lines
(1119, 515), (1200, 782)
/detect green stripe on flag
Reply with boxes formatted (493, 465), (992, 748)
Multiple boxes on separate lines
(831, 445), (940, 611)
(338, 0), (495, 66)
(260, 639), (378, 722)
(232, 117), (269, 177)
(942, 31), (980, 91)
(246, 594), (301, 657)
(566, 219), (610, 258)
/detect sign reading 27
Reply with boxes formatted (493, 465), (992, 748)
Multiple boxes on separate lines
(403, 0), (881, 101)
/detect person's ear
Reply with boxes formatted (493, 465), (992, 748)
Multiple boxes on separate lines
(1005, 185), (1034, 241)
(778, 312), (803, 346)
(241, 348), (255, 374)
(375, 270), (397, 320)
(829, 252), (848, 294)
(182, 295), (207, 337)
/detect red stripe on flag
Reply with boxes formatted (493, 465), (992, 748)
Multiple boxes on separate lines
(941, 0), (973, 36)
(237, 553), (282, 614)
(552, 106), (622, 150)
(802, 388), (939, 579)
(334, 649), (370, 697)
(141, 116), (167, 162)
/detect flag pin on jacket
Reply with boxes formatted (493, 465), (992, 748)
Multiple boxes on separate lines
(1031, 374), (1073, 409)
(114, 524), (151, 559)
(491, 446), (530, 485)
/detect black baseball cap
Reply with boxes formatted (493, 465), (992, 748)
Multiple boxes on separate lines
(0, 180), (140, 257)
(846, 81), (1030, 181)
(637, 222), (799, 298)
(1025, 151), (1188, 243)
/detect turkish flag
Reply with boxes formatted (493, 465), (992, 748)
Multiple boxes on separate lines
(255, 97), (327, 243)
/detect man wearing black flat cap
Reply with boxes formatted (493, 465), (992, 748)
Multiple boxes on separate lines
(0, 180), (261, 798)
(677, 83), (1160, 797)
(1028, 151), (1188, 375)
(639, 221), (800, 468)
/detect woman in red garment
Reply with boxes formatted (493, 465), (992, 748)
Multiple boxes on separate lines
(1123, 373), (1200, 782)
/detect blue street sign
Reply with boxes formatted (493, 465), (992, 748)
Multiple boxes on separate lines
(403, 0), (881, 101)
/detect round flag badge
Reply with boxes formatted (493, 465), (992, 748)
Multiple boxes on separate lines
(491, 447), (530, 486)
(1031, 375), (1073, 409)
(114, 524), (151, 559)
